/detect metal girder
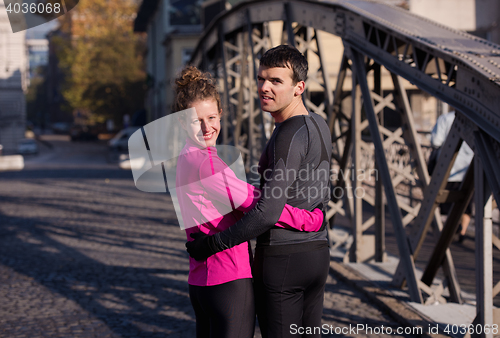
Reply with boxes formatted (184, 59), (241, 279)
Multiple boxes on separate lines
(327, 53), (352, 243)
(390, 75), (462, 303)
(328, 53), (388, 264)
(348, 46), (422, 303)
(474, 157), (494, 337)
(216, 23), (274, 173)
(350, 77), (364, 262)
(473, 131), (500, 337)
(347, 57), (388, 264)
(474, 132), (500, 215)
(189, 0), (500, 322)
(373, 63), (385, 263)
(192, 0), (500, 147)
(390, 113), (463, 297)
(218, 24), (237, 146)
(245, 18), (270, 166)
(340, 6), (500, 146)
(421, 162), (473, 299)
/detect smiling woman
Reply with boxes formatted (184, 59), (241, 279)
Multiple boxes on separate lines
(173, 67), (257, 338)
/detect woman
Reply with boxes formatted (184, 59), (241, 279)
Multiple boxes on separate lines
(174, 66), (323, 338)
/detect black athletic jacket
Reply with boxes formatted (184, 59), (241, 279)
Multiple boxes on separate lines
(213, 112), (332, 255)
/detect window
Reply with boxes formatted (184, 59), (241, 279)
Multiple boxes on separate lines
(181, 48), (193, 65)
(170, 0), (202, 26)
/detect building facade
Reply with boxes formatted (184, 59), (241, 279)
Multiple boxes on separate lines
(26, 39), (48, 81)
(410, 0), (500, 44)
(134, 0), (204, 122)
(134, 0), (237, 121)
(0, 1), (28, 153)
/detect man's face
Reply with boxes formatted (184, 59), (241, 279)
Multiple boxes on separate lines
(257, 65), (300, 117)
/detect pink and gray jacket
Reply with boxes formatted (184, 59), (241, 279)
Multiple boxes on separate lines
(176, 138), (323, 286)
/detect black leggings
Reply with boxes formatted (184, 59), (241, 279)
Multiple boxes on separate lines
(253, 246), (330, 338)
(189, 278), (255, 338)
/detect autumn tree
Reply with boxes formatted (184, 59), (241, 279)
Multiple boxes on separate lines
(54, 0), (146, 125)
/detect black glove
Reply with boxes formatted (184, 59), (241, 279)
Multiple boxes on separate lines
(186, 232), (219, 261)
(315, 203), (323, 212)
(314, 203), (327, 232)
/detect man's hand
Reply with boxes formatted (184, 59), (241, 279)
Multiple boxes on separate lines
(186, 232), (219, 261)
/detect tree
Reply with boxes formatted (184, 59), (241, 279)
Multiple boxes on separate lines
(26, 67), (49, 128)
(54, 0), (146, 125)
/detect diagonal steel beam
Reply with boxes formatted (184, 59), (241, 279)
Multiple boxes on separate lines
(347, 45), (422, 303)
(474, 155), (494, 338)
(474, 131), (500, 212)
(392, 113), (463, 289)
(421, 162), (474, 299)
(246, 10), (268, 150)
(391, 73), (462, 302)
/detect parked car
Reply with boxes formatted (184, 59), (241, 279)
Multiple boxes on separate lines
(51, 122), (71, 134)
(108, 127), (140, 151)
(70, 124), (99, 141)
(17, 139), (38, 155)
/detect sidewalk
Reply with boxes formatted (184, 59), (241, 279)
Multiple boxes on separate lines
(328, 225), (496, 338)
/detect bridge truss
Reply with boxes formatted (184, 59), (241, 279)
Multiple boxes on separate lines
(190, 0), (500, 332)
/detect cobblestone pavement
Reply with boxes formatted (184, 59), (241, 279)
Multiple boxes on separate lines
(0, 137), (414, 337)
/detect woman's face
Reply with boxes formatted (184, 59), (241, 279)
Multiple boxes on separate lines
(182, 99), (221, 148)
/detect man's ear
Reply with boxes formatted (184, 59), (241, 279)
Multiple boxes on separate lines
(294, 80), (305, 96)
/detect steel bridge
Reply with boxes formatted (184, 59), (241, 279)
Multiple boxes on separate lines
(189, 0), (500, 333)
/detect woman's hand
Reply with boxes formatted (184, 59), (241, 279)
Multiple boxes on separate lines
(186, 232), (220, 261)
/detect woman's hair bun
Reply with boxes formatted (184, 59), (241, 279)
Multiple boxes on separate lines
(175, 66), (203, 88)
(173, 65), (221, 113)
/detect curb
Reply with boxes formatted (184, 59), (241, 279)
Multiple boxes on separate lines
(329, 260), (450, 338)
(35, 136), (54, 149)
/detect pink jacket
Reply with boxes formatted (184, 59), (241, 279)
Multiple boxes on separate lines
(176, 138), (323, 286)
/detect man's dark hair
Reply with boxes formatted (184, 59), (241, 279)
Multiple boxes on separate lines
(259, 45), (308, 84)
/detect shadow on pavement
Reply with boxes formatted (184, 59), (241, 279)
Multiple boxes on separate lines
(0, 167), (196, 337)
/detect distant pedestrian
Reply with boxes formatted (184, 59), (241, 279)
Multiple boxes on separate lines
(431, 111), (474, 242)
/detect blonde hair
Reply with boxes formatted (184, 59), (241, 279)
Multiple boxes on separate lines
(173, 66), (222, 113)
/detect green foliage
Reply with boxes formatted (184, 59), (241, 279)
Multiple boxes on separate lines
(26, 73), (49, 126)
(54, 0), (147, 124)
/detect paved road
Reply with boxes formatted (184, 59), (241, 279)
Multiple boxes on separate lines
(0, 135), (413, 337)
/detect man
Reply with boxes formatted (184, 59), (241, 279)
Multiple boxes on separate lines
(186, 45), (332, 337)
